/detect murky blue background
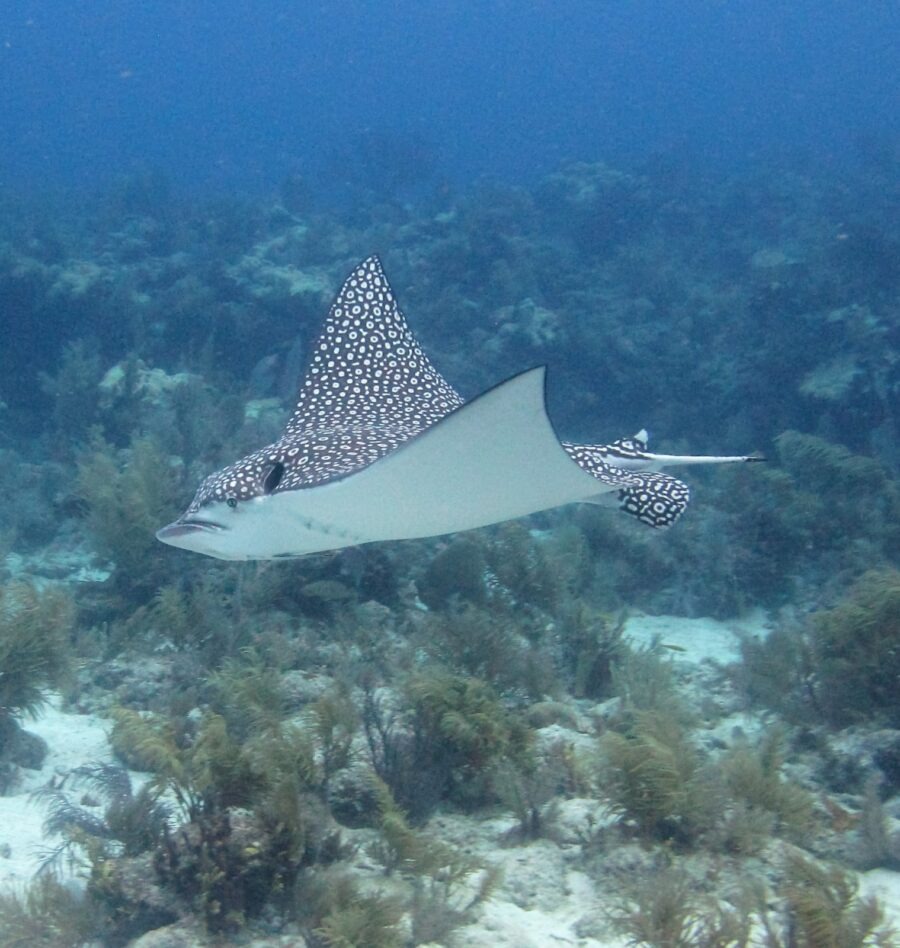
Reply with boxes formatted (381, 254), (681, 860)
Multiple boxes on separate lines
(3, 1), (898, 193)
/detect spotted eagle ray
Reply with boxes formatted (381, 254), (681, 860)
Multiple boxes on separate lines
(157, 256), (760, 560)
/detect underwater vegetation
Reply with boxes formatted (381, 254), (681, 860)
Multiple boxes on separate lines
(4, 584), (895, 943)
(12, 641), (507, 942)
(0, 874), (100, 948)
(597, 710), (812, 853)
(37, 761), (172, 863)
(773, 851), (897, 948)
(583, 641), (820, 858)
(599, 710), (716, 845)
(404, 672), (533, 810)
(313, 873), (404, 948)
(75, 435), (181, 601)
(1, 159), (894, 451)
(611, 853), (897, 948)
(736, 568), (900, 729)
(0, 582), (74, 791)
(806, 569), (900, 728)
(360, 667), (534, 822)
(0, 156), (899, 942)
(611, 863), (754, 948)
(0, 582), (74, 722)
(719, 728), (814, 848)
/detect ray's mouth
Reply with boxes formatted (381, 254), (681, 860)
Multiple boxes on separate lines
(156, 518), (227, 542)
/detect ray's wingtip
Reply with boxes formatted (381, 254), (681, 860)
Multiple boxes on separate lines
(359, 252), (384, 270)
(745, 453), (767, 462)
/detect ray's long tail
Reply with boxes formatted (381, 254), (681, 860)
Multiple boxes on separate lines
(563, 429), (764, 529)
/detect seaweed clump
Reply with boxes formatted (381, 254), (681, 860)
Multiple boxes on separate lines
(0, 581), (74, 721)
(734, 568), (900, 729)
(362, 670), (534, 820)
(76, 433), (180, 599)
(368, 778), (499, 944)
(717, 432), (900, 610)
(0, 582), (74, 789)
(315, 874), (404, 948)
(599, 711), (718, 847)
(773, 851), (897, 948)
(104, 702), (341, 936)
(612, 864), (752, 947)
(0, 874), (99, 948)
(33, 762), (178, 944)
(406, 671), (533, 810)
(719, 729), (814, 851)
(806, 568), (900, 727)
(612, 855), (897, 948)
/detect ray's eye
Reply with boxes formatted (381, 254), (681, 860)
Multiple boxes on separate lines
(226, 497), (238, 509)
(262, 461), (285, 495)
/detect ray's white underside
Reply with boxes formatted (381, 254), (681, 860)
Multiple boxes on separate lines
(165, 367), (606, 560)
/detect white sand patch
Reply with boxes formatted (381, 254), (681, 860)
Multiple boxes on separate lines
(432, 814), (624, 948)
(455, 858), (626, 948)
(0, 696), (113, 891)
(461, 890), (628, 948)
(623, 609), (771, 665)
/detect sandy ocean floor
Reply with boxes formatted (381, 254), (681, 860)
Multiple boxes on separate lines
(0, 699), (114, 892)
(1, 613), (898, 946)
(624, 609), (767, 664)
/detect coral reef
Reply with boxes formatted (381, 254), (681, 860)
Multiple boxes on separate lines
(1, 157), (899, 943)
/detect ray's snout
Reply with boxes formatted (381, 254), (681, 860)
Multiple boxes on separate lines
(156, 518), (225, 547)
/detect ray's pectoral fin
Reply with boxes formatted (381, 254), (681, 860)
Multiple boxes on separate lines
(294, 366), (607, 544)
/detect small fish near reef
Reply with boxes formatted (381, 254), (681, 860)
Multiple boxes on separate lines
(157, 256), (761, 560)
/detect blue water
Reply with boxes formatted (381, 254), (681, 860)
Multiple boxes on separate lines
(3, 1), (898, 193)
(3, 5), (900, 942)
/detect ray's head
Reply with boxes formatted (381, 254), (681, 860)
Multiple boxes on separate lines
(156, 449), (286, 558)
(156, 254), (465, 561)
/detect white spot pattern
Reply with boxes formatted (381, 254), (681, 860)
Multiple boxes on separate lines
(563, 441), (691, 527)
(183, 255), (684, 523)
(588, 433), (650, 462)
(186, 256), (464, 511)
